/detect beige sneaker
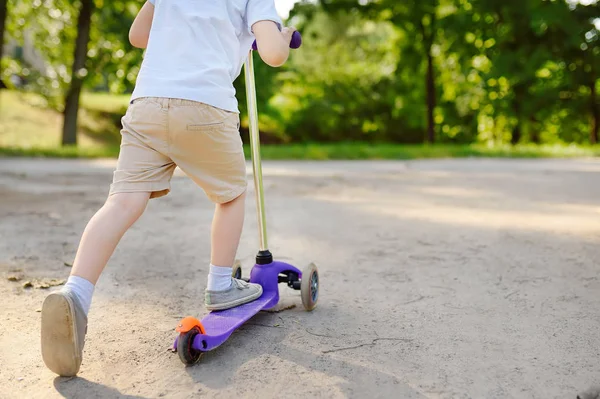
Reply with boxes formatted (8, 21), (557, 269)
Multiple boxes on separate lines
(41, 291), (87, 376)
(205, 278), (263, 311)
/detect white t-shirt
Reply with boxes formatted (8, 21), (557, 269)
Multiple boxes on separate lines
(131, 0), (282, 113)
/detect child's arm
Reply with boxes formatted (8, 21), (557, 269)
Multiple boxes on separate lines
(252, 22), (296, 67)
(129, 1), (155, 49)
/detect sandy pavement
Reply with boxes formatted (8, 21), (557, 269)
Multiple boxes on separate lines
(0, 157), (599, 399)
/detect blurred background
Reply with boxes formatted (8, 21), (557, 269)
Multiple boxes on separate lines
(0, 0), (598, 159)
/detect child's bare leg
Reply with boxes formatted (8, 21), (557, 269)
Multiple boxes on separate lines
(210, 192), (246, 268)
(71, 192), (150, 284)
(41, 191), (149, 376)
(205, 191), (262, 310)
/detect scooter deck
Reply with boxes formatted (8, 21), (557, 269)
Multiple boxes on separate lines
(192, 290), (277, 351)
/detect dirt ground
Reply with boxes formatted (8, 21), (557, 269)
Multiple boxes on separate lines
(0, 157), (599, 399)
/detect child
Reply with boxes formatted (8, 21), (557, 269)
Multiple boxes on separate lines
(41, 0), (296, 377)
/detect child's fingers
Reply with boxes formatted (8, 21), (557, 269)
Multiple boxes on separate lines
(282, 27), (296, 43)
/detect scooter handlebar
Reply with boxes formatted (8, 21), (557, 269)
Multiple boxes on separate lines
(252, 31), (302, 51)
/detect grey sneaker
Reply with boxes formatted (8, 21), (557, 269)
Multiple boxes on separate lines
(41, 291), (87, 376)
(205, 278), (263, 311)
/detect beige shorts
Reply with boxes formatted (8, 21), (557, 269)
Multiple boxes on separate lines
(110, 97), (247, 203)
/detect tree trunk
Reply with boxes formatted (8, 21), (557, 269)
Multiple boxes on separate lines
(0, 0), (8, 89)
(62, 0), (94, 146)
(590, 79), (598, 145)
(511, 92), (522, 145)
(425, 49), (436, 144)
(510, 87), (525, 145)
(420, 15), (437, 144)
(529, 116), (540, 144)
(511, 124), (521, 145)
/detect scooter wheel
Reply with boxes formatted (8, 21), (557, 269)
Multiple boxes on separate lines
(177, 327), (203, 365)
(301, 263), (319, 311)
(232, 260), (242, 280)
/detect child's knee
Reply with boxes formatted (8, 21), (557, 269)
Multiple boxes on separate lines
(219, 191), (246, 207)
(105, 192), (149, 218)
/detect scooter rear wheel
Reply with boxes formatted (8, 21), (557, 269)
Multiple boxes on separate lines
(232, 260), (242, 280)
(177, 327), (203, 365)
(301, 263), (319, 311)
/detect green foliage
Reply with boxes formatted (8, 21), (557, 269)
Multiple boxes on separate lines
(5, 0), (143, 109)
(286, 0), (600, 145)
(276, 8), (405, 142)
(452, 0), (600, 144)
(234, 51), (284, 141)
(87, 0), (143, 93)
(2, 0), (599, 146)
(6, 0), (78, 108)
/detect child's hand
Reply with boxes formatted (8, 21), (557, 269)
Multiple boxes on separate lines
(281, 27), (297, 46)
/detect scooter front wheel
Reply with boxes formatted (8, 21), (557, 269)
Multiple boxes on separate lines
(177, 327), (203, 365)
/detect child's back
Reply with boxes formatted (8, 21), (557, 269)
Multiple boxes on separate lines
(134, 0), (282, 112)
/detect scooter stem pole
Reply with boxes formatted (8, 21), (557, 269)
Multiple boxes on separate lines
(244, 51), (269, 252)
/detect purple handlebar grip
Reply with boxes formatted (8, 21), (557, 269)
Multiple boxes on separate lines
(252, 31), (302, 51)
(290, 31), (302, 49)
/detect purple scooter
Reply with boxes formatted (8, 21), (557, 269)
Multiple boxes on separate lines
(173, 32), (319, 365)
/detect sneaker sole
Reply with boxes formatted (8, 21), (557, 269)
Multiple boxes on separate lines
(206, 285), (264, 311)
(41, 293), (81, 377)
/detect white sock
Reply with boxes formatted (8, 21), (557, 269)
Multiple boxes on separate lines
(207, 264), (233, 291)
(62, 275), (95, 315)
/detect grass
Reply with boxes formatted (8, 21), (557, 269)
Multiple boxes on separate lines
(80, 92), (130, 114)
(1, 90), (599, 160)
(0, 144), (119, 158)
(0, 90), (127, 150)
(248, 142), (600, 160)
(3, 140), (599, 160)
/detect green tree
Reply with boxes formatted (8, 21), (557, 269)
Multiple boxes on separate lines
(437, 0), (598, 145)
(318, 0), (449, 143)
(62, 0), (94, 145)
(7, 0), (142, 144)
(88, 0), (145, 93)
(0, 0), (7, 88)
(282, 5), (401, 142)
(7, 0), (79, 107)
(4, 0), (598, 147)
(563, 1), (599, 143)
